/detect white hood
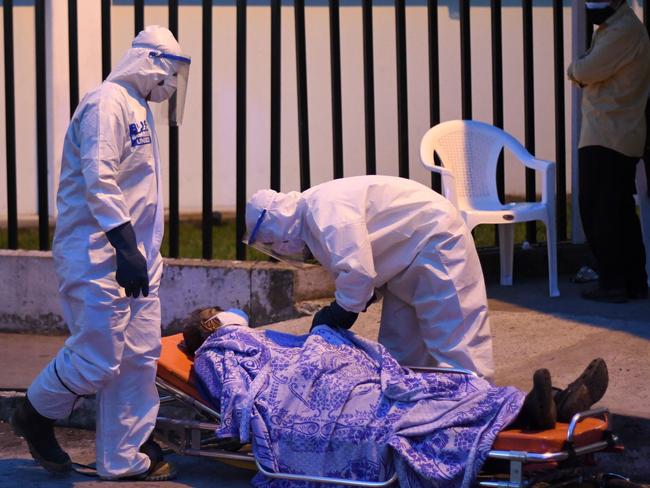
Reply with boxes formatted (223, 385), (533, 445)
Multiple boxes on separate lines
(106, 25), (185, 100)
(245, 189), (307, 245)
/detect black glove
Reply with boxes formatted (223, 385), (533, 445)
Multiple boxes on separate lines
(106, 222), (149, 298)
(311, 300), (358, 331)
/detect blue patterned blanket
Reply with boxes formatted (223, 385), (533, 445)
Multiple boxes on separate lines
(193, 325), (524, 487)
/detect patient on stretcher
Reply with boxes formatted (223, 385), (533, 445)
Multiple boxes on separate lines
(179, 307), (609, 487)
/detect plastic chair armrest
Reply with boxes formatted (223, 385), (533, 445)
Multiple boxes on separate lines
(522, 157), (554, 173)
(519, 157), (556, 204)
(427, 166), (458, 206)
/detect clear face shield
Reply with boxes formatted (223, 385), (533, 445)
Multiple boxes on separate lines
(150, 52), (191, 126)
(243, 209), (316, 268)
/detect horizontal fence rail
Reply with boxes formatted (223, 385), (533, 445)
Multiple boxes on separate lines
(5, 0), (645, 258)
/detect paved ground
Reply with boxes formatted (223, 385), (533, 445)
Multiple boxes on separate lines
(0, 275), (648, 486)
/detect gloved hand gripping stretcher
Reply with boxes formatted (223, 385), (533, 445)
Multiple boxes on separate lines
(152, 312), (627, 488)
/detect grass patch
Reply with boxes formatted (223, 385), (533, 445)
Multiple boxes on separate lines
(1, 205), (573, 257)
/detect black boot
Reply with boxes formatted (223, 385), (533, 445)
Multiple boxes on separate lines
(520, 368), (557, 430)
(109, 438), (177, 482)
(10, 396), (72, 474)
(555, 358), (608, 422)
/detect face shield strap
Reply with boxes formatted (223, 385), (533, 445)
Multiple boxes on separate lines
(247, 209), (268, 245)
(147, 51), (192, 65)
(585, 1), (610, 8)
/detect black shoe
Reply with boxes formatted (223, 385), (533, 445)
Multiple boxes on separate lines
(521, 369), (557, 430)
(10, 396), (72, 474)
(107, 439), (177, 482)
(581, 286), (628, 304)
(555, 358), (609, 423)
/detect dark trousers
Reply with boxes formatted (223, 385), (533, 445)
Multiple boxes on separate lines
(579, 145), (647, 292)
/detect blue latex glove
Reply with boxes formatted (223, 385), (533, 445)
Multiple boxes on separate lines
(106, 222), (149, 298)
(311, 301), (358, 331)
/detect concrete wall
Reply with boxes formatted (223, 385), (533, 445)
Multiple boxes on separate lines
(0, 250), (335, 334)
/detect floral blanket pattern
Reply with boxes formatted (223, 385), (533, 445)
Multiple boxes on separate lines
(193, 325), (524, 487)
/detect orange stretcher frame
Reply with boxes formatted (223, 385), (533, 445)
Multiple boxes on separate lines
(154, 333), (623, 488)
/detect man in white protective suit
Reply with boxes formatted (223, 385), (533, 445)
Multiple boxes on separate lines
(10, 26), (190, 481)
(244, 175), (494, 379)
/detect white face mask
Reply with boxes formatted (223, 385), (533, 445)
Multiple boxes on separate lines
(148, 75), (177, 102)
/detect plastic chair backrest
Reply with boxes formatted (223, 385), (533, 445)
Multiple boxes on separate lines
(420, 120), (528, 209)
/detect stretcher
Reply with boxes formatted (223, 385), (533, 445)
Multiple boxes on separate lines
(154, 333), (625, 487)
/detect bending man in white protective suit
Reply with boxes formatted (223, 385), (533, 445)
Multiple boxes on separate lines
(11, 26), (191, 481)
(245, 175), (494, 379)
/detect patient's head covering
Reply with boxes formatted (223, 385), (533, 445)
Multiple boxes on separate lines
(182, 307), (249, 356)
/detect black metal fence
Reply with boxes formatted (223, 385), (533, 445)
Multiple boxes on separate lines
(2, 1), (647, 260)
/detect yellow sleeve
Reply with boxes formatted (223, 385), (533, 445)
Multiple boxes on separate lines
(572, 24), (639, 85)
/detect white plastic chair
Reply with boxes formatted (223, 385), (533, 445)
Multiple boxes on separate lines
(420, 120), (559, 297)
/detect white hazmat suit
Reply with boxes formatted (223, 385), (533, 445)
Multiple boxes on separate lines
(26, 26), (188, 478)
(246, 175), (494, 378)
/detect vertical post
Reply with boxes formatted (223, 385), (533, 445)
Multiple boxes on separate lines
(36, 0), (49, 250)
(553, 0), (567, 242)
(491, 0), (504, 244)
(523, 0), (537, 242)
(427, 0), (441, 192)
(295, 0), (311, 190)
(169, 0), (180, 258)
(236, 0), (247, 260)
(135, 0), (144, 35)
(459, 0), (471, 120)
(68, 0), (79, 117)
(395, 0), (409, 178)
(202, 0), (213, 259)
(571, 0), (586, 243)
(4, 0), (18, 249)
(329, 0), (344, 179)
(101, 0), (111, 80)
(270, 0), (281, 191)
(491, 0), (504, 201)
(362, 0), (376, 175)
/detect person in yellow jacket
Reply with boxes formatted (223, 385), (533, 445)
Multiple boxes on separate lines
(568, 0), (650, 303)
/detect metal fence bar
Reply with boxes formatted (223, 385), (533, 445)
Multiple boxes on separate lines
(427, 0), (441, 192)
(202, 0), (213, 259)
(459, 0), (471, 120)
(295, 0), (311, 190)
(102, 0), (111, 80)
(36, 0), (49, 250)
(235, 0), (247, 260)
(68, 0), (79, 117)
(3, 0), (17, 250)
(523, 0), (536, 243)
(491, 0), (504, 244)
(362, 0), (376, 175)
(169, 0), (180, 258)
(395, 0), (409, 178)
(329, 0), (344, 179)
(491, 0), (504, 203)
(135, 0), (144, 35)
(270, 0), (281, 191)
(553, 0), (567, 241)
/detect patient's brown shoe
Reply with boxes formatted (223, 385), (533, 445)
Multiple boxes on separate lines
(521, 368), (556, 430)
(555, 358), (608, 422)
